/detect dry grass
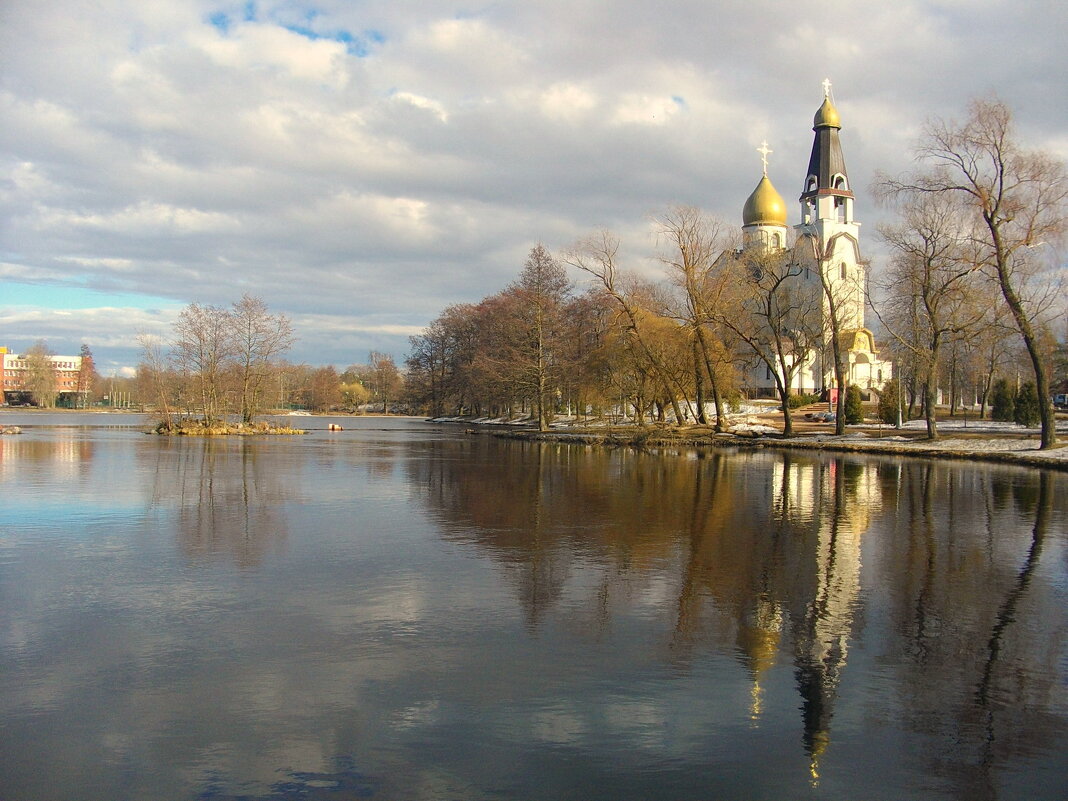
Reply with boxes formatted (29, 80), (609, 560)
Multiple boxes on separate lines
(154, 420), (306, 436)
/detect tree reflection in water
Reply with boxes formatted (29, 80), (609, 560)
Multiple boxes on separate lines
(145, 438), (295, 567)
(409, 436), (1066, 797)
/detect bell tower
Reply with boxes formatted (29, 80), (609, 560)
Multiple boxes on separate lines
(796, 80), (865, 332)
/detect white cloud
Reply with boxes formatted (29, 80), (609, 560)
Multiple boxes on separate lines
(0, 0), (1065, 374)
(390, 91), (449, 122)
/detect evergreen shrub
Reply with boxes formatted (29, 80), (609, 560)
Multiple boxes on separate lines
(877, 379), (904, 425)
(991, 378), (1015, 422)
(845, 385), (864, 424)
(1014, 381), (1040, 427)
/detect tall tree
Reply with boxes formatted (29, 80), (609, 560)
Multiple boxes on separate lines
(656, 206), (734, 430)
(362, 351), (403, 413)
(172, 303), (233, 424)
(76, 343), (99, 408)
(715, 244), (823, 436)
(138, 334), (177, 427)
(230, 294), (295, 423)
(878, 98), (1067, 448)
(876, 192), (983, 439)
(565, 231), (688, 424)
(798, 233), (862, 435)
(511, 244), (572, 431)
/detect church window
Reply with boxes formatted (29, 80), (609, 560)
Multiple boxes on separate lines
(840, 263), (847, 280)
(833, 174), (848, 190)
(771, 232), (782, 249)
(806, 176), (818, 193)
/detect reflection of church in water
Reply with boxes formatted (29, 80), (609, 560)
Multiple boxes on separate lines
(741, 455), (882, 780)
(739, 82), (892, 397)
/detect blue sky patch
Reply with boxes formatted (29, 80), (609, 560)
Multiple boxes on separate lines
(208, 11), (231, 33)
(2, 282), (178, 313)
(281, 23), (382, 56)
(207, 3), (383, 55)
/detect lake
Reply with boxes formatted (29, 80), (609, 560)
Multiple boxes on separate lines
(1, 414), (1066, 800)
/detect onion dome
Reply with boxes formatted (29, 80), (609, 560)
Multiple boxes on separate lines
(743, 174), (788, 226)
(813, 96), (841, 129)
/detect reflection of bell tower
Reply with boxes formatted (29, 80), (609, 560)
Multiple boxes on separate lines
(792, 458), (874, 782)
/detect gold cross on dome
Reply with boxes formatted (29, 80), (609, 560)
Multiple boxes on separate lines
(757, 140), (772, 175)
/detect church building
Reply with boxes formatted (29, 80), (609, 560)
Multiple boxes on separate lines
(738, 83), (891, 399)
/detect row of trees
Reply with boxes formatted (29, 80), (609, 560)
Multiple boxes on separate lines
(875, 98), (1066, 446)
(140, 294), (295, 424)
(406, 99), (1066, 446)
(135, 294), (408, 420)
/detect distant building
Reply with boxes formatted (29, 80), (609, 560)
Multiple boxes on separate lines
(735, 83), (892, 398)
(1, 346), (85, 406)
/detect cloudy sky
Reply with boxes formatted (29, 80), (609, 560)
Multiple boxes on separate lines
(2, 0), (1066, 376)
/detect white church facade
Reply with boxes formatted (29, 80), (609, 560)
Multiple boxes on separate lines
(738, 83), (891, 399)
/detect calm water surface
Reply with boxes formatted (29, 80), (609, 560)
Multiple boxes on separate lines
(1, 414), (1066, 800)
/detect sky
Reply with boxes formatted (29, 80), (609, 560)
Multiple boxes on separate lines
(2, 0), (1066, 377)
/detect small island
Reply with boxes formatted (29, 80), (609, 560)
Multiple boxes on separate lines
(152, 419), (306, 436)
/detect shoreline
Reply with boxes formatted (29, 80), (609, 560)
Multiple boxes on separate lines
(448, 419), (1068, 472)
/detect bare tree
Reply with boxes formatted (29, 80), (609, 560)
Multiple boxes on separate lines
(565, 230), (688, 424)
(878, 98), (1067, 448)
(875, 192), (984, 439)
(795, 233), (864, 435)
(172, 303), (233, 424)
(230, 294), (295, 423)
(23, 340), (57, 408)
(362, 351), (403, 413)
(655, 206), (735, 431)
(715, 245), (823, 436)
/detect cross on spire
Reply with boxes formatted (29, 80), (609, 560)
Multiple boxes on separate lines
(757, 140), (772, 175)
(822, 78), (832, 98)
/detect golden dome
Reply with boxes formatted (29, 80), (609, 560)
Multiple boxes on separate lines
(742, 174), (788, 226)
(814, 96), (841, 129)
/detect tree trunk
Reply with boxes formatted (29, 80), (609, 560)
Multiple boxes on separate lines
(990, 225), (1057, 448)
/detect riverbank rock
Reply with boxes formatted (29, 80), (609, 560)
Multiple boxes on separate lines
(0, 425), (22, 435)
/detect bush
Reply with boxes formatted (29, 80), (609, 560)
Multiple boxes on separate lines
(787, 392), (821, 409)
(1014, 381), (1040, 427)
(877, 379), (904, 425)
(991, 378), (1015, 422)
(844, 385), (864, 424)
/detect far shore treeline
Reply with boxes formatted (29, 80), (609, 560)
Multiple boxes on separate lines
(6, 99), (1067, 447)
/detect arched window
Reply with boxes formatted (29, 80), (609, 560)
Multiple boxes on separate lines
(840, 262), (847, 280)
(806, 176), (818, 193)
(833, 174), (848, 190)
(771, 232), (782, 249)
